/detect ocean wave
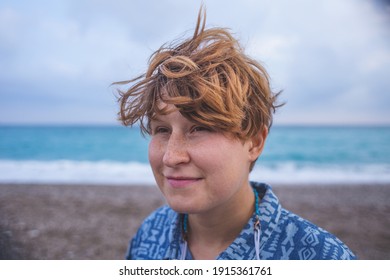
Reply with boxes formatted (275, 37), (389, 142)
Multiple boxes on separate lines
(251, 162), (390, 184)
(0, 160), (155, 185)
(0, 160), (389, 185)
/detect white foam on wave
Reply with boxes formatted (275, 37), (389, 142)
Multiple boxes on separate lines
(0, 160), (389, 185)
(0, 160), (155, 185)
(250, 162), (390, 184)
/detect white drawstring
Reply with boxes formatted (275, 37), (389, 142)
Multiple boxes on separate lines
(180, 241), (187, 260)
(254, 223), (261, 260)
(253, 187), (261, 260)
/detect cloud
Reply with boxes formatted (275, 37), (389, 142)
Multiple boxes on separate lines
(0, 0), (389, 125)
(244, 0), (390, 124)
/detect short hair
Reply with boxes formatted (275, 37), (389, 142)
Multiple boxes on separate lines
(116, 8), (282, 140)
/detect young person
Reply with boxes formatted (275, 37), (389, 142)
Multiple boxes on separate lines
(116, 8), (356, 260)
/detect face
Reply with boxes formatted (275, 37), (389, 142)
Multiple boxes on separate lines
(148, 105), (262, 215)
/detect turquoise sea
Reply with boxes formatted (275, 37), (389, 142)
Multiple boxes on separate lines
(1, 125), (389, 184)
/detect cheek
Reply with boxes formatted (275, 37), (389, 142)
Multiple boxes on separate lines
(195, 141), (248, 174)
(148, 139), (162, 169)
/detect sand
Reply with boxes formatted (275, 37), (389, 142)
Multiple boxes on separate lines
(0, 183), (389, 260)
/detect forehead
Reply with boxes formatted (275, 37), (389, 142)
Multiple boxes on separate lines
(150, 102), (192, 121)
(149, 102), (179, 119)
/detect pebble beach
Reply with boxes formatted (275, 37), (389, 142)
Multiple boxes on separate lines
(1, 183), (389, 260)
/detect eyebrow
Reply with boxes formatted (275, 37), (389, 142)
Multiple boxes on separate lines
(149, 116), (164, 123)
(148, 116), (169, 127)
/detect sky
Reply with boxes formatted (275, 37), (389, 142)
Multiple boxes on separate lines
(0, 0), (389, 126)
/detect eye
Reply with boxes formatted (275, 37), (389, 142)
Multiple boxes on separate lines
(152, 126), (170, 135)
(190, 126), (212, 133)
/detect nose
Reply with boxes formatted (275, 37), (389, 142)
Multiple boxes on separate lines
(162, 133), (190, 167)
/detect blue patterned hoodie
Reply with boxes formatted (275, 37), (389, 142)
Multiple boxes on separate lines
(126, 182), (356, 260)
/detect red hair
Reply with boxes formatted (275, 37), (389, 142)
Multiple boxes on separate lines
(116, 8), (282, 140)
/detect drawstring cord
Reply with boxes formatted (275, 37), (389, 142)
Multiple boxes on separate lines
(180, 188), (261, 260)
(253, 188), (261, 260)
(180, 241), (187, 260)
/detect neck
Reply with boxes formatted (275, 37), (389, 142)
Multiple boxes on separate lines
(186, 182), (255, 259)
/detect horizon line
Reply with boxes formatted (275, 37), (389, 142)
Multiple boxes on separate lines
(1, 122), (390, 128)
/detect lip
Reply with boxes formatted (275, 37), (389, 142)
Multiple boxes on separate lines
(166, 176), (202, 188)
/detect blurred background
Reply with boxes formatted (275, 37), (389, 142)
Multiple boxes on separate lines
(0, 0), (389, 185)
(0, 0), (389, 259)
(0, 0), (390, 184)
(1, 0), (389, 125)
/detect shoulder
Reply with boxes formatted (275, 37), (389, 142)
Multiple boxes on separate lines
(251, 182), (356, 260)
(275, 208), (356, 259)
(126, 205), (177, 260)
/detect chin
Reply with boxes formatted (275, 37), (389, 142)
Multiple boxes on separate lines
(167, 201), (192, 214)
(166, 199), (203, 214)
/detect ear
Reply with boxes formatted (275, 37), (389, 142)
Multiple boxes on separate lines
(248, 125), (268, 162)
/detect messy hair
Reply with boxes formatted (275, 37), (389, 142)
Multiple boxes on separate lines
(116, 8), (282, 140)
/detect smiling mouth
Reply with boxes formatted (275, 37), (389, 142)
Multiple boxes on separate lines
(166, 177), (202, 188)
